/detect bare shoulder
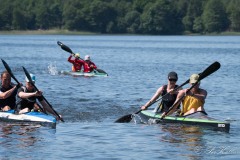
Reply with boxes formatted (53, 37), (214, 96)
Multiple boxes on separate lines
(156, 85), (164, 93)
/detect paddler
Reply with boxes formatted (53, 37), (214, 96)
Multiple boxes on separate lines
(16, 74), (50, 114)
(68, 53), (85, 72)
(141, 71), (180, 113)
(0, 71), (20, 111)
(83, 55), (97, 73)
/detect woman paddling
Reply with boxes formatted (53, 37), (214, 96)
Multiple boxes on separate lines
(141, 71), (180, 112)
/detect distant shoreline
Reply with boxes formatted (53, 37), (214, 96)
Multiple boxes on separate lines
(0, 29), (240, 35)
(0, 29), (97, 35)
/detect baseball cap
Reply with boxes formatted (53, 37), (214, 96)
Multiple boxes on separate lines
(25, 73), (36, 82)
(168, 71), (178, 80)
(189, 74), (199, 83)
(75, 53), (80, 58)
(85, 55), (90, 60)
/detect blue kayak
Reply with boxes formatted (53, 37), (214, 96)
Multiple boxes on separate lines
(0, 110), (57, 128)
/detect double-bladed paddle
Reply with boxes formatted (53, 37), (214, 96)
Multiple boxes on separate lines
(22, 66), (64, 122)
(115, 61), (221, 123)
(57, 41), (108, 75)
(161, 61), (221, 119)
(115, 77), (189, 123)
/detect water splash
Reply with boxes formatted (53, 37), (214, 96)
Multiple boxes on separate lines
(48, 62), (58, 75)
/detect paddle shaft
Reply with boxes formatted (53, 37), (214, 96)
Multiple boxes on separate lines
(22, 67), (64, 122)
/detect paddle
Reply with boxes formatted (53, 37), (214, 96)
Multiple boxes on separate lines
(22, 66), (64, 122)
(57, 41), (108, 75)
(1, 59), (21, 86)
(115, 61), (221, 123)
(162, 61), (221, 119)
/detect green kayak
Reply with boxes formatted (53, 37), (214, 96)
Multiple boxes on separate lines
(137, 110), (230, 132)
(60, 69), (108, 77)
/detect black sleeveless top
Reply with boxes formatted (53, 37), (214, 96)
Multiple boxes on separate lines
(16, 86), (43, 110)
(0, 83), (17, 109)
(160, 85), (179, 112)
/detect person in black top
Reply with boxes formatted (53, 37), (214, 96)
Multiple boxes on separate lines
(0, 71), (19, 111)
(16, 73), (45, 114)
(141, 71), (181, 112)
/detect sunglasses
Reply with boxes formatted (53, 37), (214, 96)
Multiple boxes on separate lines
(169, 79), (177, 82)
(191, 82), (200, 85)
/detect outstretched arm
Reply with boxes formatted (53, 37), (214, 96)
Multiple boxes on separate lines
(141, 86), (163, 110)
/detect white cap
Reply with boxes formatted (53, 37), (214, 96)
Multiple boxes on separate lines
(75, 53), (80, 58)
(25, 73), (36, 82)
(84, 55), (90, 60)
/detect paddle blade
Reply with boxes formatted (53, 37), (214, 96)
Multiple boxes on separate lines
(22, 66), (35, 85)
(57, 41), (73, 54)
(115, 109), (142, 123)
(96, 69), (108, 75)
(57, 41), (62, 46)
(115, 114), (133, 123)
(199, 61), (220, 81)
(1, 59), (20, 84)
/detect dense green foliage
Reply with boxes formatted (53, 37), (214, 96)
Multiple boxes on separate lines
(0, 0), (239, 34)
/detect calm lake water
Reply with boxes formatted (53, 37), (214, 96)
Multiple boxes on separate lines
(0, 35), (240, 159)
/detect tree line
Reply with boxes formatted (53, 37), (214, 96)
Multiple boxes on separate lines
(0, 0), (240, 34)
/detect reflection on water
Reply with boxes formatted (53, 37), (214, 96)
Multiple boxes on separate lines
(160, 124), (203, 143)
(0, 123), (40, 147)
(0, 123), (56, 154)
(159, 124), (205, 160)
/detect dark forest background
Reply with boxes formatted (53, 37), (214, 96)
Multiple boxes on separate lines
(0, 0), (240, 34)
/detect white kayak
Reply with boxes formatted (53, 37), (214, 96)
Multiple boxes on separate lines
(0, 110), (57, 128)
(60, 69), (108, 77)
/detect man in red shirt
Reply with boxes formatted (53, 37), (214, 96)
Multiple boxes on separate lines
(68, 53), (84, 72)
(83, 55), (97, 73)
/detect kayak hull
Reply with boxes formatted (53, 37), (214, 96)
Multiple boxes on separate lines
(60, 70), (108, 77)
(0, 110), (57, 128)
(137, 110), (230, 132)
